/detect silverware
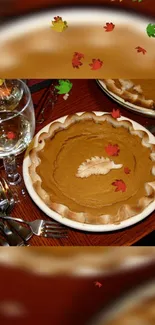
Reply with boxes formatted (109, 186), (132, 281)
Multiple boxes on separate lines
(0, 178), (33, 243)
(0, 227), (10, 246)
(8, 220), (32, 241)
(37, 87), (58, 124)
(0, 234), (10, 246)
(0, 216), (68, 238)
(0, 221), (29, 246)
(1, 178), (15, 214)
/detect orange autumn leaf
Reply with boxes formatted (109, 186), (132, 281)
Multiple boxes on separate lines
(105, 143), (120, 156)
(0, 87), (12, 97)
(111, 109), (121, 119)
(72, 52), (84, 69)
(124, 167), (131, 174)
(89, 59), (103, 70)
(112, 179), (126, 192)
(6, 131), (16, 140)
(135, 46), (147, 55)
(94, 281), (102, 288)
(104, 22), (115, 32)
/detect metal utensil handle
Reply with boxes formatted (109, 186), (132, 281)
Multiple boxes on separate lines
(0, 215), (28, 224)
(0, 221), (25, 246)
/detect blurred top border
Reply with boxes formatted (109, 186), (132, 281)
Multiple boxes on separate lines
(0, 0), (155, 23)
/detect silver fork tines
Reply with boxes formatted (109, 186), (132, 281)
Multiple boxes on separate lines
(0, 217), (68, 239)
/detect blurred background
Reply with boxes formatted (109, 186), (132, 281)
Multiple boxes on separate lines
(0, 0), (155, 23)
(0, 247), (154, 324)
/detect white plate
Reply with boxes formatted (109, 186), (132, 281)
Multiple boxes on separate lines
(97, 80), (155, 118)
(23, 112), (155, 232)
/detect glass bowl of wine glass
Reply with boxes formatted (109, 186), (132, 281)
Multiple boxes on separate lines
(0, 79), (35, 185)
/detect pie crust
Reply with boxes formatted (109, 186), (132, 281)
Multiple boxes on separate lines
(29, 112), (155, 225)
(103, 79), (155, 109)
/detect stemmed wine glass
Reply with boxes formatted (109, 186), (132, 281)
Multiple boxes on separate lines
(0, 79), (35, 185)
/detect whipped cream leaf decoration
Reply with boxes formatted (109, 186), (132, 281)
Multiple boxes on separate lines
(76, 156), (123, 178)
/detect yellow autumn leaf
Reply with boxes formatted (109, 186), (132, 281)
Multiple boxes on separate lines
(51, 16), (68, 32)
(0, 79), (5, 86)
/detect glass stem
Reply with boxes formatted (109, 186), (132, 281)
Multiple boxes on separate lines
(3, 155), (21, 185)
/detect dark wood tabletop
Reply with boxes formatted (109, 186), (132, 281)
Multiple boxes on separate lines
(3, 79), (154, 246)
(4, 0), (155, 18)
(0, 255), (155, 325)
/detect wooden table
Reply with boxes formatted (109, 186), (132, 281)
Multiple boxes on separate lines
(3, 0), (155, 18)
(0, 256), (155, 325)
(6, 79), (154, 246)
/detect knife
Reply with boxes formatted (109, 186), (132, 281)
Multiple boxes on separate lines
(7, 220), (33, 242)
(0, 231), (10, 246)
(0, 221), (31, 246)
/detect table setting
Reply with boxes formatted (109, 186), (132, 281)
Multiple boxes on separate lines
(0, 78), (155, 246)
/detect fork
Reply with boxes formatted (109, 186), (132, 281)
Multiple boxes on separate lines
(0, 178), (68, 239)
(0, 217), (68, 238)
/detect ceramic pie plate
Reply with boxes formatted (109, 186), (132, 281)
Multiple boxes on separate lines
(97, 80), (155, 118)
(90, 280), (155, 325)
(23, 111), (155, 232)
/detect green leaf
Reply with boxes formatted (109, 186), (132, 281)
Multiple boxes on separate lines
(55, 80), (73, 94)
(146, 23), (155, 37)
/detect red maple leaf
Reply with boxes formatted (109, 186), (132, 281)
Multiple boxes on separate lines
(135, 46), (147, 55)
(112, 180), (126, 192)
(6, 131), (16, 140)
(72, 52), (84, 69)
(94, 281), (102, 288)
(124, 167), (131, 174)
(111, 109), (121, 119)
(89, 59), (103, 70)
(105, 143), (120, 156)
(53, 16), (62, 22)
(104, 22), (115, 32)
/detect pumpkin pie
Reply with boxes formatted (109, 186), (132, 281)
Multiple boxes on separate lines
(103, 79), (155, 109)
(29, 112), (155, 225)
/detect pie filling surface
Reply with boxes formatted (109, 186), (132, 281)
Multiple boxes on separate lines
(29, 113), (155, 224)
